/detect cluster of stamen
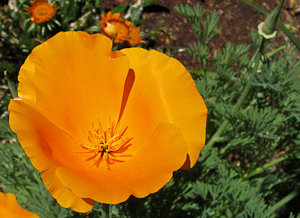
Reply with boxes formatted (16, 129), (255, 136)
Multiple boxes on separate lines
(80, 118), (133, 170)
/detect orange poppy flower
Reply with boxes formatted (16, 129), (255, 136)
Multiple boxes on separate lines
(0, 192), (39, 218)
(8, 31), (207, 212)
(98, 11), (141, 45)
(26, 0), (57, 24)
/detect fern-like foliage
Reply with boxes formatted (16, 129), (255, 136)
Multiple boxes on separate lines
(175, 4), (221, 72)
(176, 2), (300, 217)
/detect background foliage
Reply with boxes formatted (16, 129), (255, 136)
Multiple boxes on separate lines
(1, 0), (300, 217)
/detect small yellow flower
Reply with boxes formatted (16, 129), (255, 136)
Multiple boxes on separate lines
(26, 0), (57, 24)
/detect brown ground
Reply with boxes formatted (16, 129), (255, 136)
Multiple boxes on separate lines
(102, 0), (300, 70)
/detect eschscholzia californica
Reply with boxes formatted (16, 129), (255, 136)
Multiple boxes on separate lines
(0, 192), (39, 218)
(26, 0), (57, 24)
(9, 31), (207, 212)
(98, 11), (141, 46)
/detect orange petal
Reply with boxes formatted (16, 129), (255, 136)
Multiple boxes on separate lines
(112, 12), (121, 20)
(120, 48), (207, 169)
(56, 122), (187, 204)
(100, 14), (106, 22)
(0, 192), (39, 218)
(41, 166), (94, 213)
(9, 99), (94, 212)
(106, 11), (113, 20)
(127, 26), (141, 46)
(98, 20), (106, 32)
(124, 20), (132, 26)
(16, 31), (129, 144)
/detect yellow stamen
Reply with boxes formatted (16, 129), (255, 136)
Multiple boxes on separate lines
(80, 118), (133, 170)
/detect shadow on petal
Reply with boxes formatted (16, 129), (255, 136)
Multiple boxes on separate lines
(118, 69), (135, 124)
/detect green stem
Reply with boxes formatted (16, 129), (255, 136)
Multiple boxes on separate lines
(102, 204), (110, 218)
(244, 153), (289, 178)
(205, 37), (266, 148)
(213, 136), (230, 143)
(271, 190), (299, 212)
(4, 71), (18, 99)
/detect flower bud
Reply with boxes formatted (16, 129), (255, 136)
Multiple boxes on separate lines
(258, 0), (285, 39)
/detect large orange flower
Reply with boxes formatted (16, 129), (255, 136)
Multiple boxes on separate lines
(26, 0), (57, 24)
(9, 31), (207, 212)
(98, 11), (141, 45)
(0, 192), (39, 218)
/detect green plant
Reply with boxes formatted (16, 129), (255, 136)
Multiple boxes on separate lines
(175, 2), (300, 217)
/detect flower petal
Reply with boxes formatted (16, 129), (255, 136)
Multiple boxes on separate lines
(56, 122), (187, 204)
(9, 99), (94, 212)
(120, 48), (207, 169)
(17, 31), (130, 144)
(41, 166), (94, 213)
(0, 192), (39, 218)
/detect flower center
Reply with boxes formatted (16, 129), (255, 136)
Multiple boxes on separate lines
(80, 118), (133, 170)
(36, 6), (49, 16)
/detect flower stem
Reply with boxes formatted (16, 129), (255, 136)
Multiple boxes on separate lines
(102, 204), (110, 218)
(244, 153), (289, 178)
(205, 37), (266, 148)
(270, 190), (299, 212)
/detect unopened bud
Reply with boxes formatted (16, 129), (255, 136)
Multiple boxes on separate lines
(258, 0), (285, 39)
